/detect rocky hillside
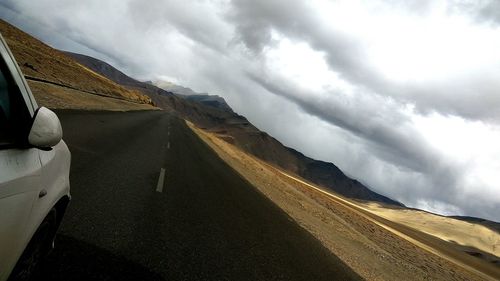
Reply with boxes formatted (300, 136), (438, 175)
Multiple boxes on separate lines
(1, 18), (402, 206)
(151, 80), (233, 111)
(64, 52), (240, 125)
(152, 80), (200, 96)
(69, 51), (402, 206)
(0, 20), (152, 106)
(179, 95), (233, 112)
(64, 53), (234, 113)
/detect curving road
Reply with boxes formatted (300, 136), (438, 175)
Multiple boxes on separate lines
(35, 110), (361, 281)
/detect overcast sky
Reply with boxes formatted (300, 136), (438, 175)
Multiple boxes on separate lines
(1, 0), (499, 221)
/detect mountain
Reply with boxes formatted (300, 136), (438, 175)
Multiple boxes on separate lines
(449, 216), (500, 233)
(1, 16), (399, 206)
(5, 17), (500, 281)
(150, 79), (234, 112)
(68, 51), (402, 207)
(0, 20), (152, 106)
(183, 95), (233, 112)
(64, 51), (142, 87)
(64, 52), (233, 117)
(152, 80), (199, 96)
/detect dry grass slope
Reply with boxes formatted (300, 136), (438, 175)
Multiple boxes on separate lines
(361, 203), (500, 262)
(189, 122), (500, 281)
(29, 81), (155, 111)
(0, 20), (155, 110)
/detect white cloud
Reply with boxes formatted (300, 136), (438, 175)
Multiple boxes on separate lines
(2, 0), (499, 221)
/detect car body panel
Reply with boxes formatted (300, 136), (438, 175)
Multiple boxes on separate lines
(0, 148), (41, 279)
(0, 33), (71, 280)
(26, 140), (71, 250)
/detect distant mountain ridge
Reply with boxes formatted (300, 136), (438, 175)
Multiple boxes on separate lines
(151, 80), (234, 112)
(183, 95), (234, 112)
(152, 80), (199, 96)
(67, 50), (403, 207)
(64, 51), (165, 92)
(65, 52), (234, 113)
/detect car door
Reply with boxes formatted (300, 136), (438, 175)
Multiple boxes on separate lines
(0, 41), (41, 279)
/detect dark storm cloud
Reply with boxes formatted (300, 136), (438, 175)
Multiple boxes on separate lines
(249, 72), (462, 192)
(125, 0), (232, 54)
(0, 2), (17, 12)
(228, 0), (368, 78)
(479, 1), (500, 24)
(225, 0), (499, 218)
(0, 1), (119, 65)
(449, 0), (500, 25)
(248, 72), (498, 219)
(227, 0), (500, 123)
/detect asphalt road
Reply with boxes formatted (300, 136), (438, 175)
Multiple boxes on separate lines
(36, 110), (361, 281)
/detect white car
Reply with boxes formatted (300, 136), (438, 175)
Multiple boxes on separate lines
(0, 34), (71, 280)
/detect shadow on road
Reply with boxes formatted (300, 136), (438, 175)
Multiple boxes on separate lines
(35, 235), (165, 281)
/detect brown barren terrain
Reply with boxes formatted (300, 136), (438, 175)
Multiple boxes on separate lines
(27, 80), (156, 111)
(3, 16), (498, 280)
(0, 19), (156, 111)
(361, 203), (500, 262)
(189, 122), (500, 281)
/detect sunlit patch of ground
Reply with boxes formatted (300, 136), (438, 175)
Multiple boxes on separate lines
(29, 81), (158, 111)
(360, 202), (500, 259)
(189, 121), (500, 281)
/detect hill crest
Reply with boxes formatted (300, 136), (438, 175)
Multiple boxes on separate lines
(67, 49), (402, 207)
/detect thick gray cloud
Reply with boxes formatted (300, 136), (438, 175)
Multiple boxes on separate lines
(1, 0), (499, 221)
(247, 71), (467, 207)
(228, 0), (500, 122)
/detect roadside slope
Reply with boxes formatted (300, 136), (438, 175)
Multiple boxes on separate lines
(68, 50), (403, 207)
(361, 202), (500, 262)
(41, 110), (362, 281)
(0, 19), (154, 110)
(189, 122), (500, 281)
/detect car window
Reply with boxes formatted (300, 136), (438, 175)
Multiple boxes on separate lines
(0, 55), (31, 147)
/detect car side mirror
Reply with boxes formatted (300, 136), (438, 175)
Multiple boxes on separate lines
(28, 107), (62, 149)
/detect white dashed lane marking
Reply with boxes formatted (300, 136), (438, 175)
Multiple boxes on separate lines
(156, 168), (166, 193)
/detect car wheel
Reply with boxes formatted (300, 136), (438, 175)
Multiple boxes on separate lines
(8, 209), (57, 281)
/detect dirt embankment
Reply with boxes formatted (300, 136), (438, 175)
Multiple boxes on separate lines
(189, 122), (500, 281)
(27, 80), (156, 111)
(360, 203), (500, 263)
(0, 19), (156, 111)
